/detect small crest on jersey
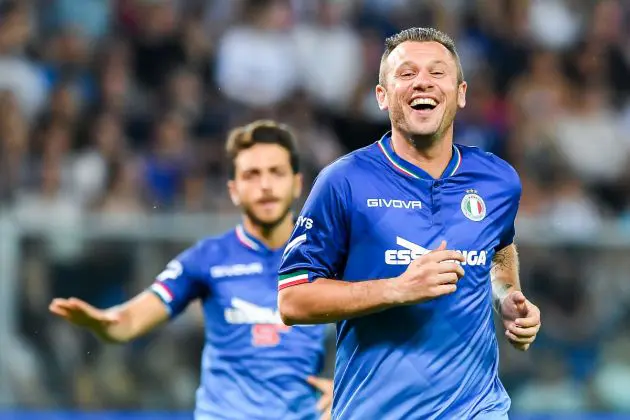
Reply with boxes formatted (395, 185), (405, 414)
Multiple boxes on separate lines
(461, 190), (486, 222)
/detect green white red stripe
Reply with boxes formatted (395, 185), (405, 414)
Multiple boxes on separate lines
(278, 270), (309, 290)
(151, 282), (174, 303)
(450, 146), (462, 176)
(236, 225), (260, 251)
(465, 195), (484, 217)
(377, 137), (462, 178)
(377, 140), (418, 178)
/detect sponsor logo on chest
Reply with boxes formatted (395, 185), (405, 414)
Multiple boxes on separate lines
(224, 297), (282, 325)
(210, 262), (264, 278)
(385, 236), (487, 266)
(223, 298), (292, 347)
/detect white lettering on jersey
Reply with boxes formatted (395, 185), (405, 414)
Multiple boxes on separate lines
(224, 298), (283, 325)
(210, 262), (263, 278)
(156, 260), (183, 282)
(385, 237), (429, 265)
(367, 198), (422, 209)
(385, 237), (487, 266)
(224, 297), (315, 328)
(296, 216), (314, 229)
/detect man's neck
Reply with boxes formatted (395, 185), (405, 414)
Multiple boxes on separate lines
(242, 214), (294, 250)
(390, 128), (454, 179)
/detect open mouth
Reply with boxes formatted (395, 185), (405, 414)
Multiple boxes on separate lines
(409, 97), (438, 112)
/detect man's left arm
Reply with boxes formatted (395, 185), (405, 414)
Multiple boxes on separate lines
(491, 244), (541, 351)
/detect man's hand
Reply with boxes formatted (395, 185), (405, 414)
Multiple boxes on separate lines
(500, 291), (541, 351)
(49, 297), (121, 342)
(388, 241), (465, 305)
(307, 376), (333, 420)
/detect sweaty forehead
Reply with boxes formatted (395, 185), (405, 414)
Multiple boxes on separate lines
(387, 41), (455, 69)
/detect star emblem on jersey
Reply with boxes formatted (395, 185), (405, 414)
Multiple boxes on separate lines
(461, 190), (486, 222)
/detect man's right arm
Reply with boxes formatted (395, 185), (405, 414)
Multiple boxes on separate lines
(96, 291), (170, 343)
(279, 243), (464, 325)
(49, 291), (170, 344)
(277, 162), (464, 325)
(279, 278), (395, 325)
(50, 247), (208, 343)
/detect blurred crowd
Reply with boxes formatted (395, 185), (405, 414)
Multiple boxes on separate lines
(2, 0), (630, 414)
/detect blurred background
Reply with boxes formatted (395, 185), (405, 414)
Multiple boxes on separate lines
(0, 0), (630, 418)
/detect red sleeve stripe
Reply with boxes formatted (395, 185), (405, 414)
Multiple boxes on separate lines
(278, 271), (309, 290)
(151, 282), (174, 303)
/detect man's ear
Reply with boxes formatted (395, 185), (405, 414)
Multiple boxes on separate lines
(376, 84), (389, 111)
(457, 81), (467, 109)
(227, 180), (240, 206)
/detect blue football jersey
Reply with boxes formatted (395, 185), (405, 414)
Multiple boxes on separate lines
(150, 224), (328, 420)
(279, 133), (521, 420)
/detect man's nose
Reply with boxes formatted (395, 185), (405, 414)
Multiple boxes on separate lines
(260, 173), (273, 190)
(412, 72), (434, 90)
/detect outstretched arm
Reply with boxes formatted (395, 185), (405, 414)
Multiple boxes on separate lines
(50, 292), (169, 343)
(50, 247), (208, 343)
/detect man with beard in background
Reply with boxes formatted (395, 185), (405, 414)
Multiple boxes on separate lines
(50, 120), (333, 420)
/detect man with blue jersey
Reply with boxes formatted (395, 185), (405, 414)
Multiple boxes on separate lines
(49, 120), (333, 420)
(278, 28), (542, 420)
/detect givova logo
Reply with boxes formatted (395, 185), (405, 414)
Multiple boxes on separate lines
(385, 236), (487, 266)
(367, 198), (422, 209)
(211, 262), (263, 278)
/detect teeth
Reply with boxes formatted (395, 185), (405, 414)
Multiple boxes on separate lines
(410, 98), (437, 107)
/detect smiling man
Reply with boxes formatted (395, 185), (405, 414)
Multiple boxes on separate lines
(49, 120), (332, 420)
(277, 28), (541, 419)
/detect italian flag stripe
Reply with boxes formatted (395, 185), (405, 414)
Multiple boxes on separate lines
(278, 271), (309, 290)
(377, 140), (420, 179)
(151, 283), (174, 303)
(467, 197), (483, 216)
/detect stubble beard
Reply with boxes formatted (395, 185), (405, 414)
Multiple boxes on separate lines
(391, 102), (457, 153)
(243, 202), (293, 235)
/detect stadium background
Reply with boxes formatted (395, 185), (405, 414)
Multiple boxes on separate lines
(0, 0), (629, 418)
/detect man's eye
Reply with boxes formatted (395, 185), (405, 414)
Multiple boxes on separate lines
(243, 172), (258, 180)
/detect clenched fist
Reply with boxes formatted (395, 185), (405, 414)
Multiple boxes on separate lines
(387, 241), (465, 305)
(500, 291), (541, 351)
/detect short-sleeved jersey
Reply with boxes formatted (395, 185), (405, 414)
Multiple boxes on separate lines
(150, 225), (327, 420)
(279, 133), (521, 420)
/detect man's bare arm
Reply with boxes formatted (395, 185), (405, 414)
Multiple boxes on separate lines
(490, 244), (520, 313)
(278, 246), (466, 325)
(50, 291), (169, 343)
(102, 292), (170, 342)
(278, 278), (397, 325)
(491, 243), (541, 351)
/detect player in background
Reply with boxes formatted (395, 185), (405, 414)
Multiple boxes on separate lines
(277, 28), (542, 420)
(49, 120), (333, 420)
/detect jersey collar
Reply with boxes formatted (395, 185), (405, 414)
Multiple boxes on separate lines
(377, 132), (462, 180)
(235, 224), (289, 254)
(235, 224), (269, 253)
